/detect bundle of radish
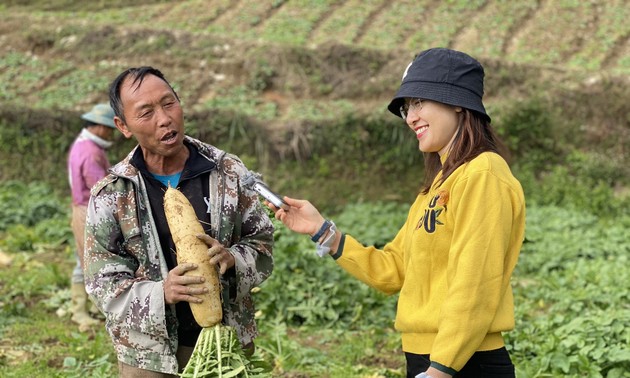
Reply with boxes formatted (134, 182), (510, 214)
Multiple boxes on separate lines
(164, 186), (271, 377)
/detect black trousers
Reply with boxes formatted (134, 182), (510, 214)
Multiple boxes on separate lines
(405, 347), (515, 378)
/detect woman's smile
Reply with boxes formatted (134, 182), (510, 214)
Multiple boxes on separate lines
(413, 125), (429, 139)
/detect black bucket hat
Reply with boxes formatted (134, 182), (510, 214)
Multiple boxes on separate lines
(387, 48), (490, 122)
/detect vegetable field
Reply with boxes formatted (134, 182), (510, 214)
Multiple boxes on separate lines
(0, 182), (628, 377)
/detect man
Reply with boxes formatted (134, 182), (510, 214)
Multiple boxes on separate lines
(67, 103), (117, 331)
(83, 66), (274, 377)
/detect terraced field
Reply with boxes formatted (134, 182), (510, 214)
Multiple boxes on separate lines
(1, 0), (629, 111)
(1, 0), (629, 200)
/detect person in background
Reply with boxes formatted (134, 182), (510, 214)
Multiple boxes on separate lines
(267, 48), (525, 378)
(83, 66), (274, 377)
(67, 103), (117, 331)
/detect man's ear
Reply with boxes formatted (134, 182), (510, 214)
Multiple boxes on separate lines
(114, 117), (132, 139)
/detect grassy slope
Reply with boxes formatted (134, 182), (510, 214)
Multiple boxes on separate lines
(1, 0), (629, 209)
(2, 1), (629, 107)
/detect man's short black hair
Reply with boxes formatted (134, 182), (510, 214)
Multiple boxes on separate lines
(108, 66), (179, 123)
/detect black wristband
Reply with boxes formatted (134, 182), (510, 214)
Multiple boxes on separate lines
(311, 220), (331, 242)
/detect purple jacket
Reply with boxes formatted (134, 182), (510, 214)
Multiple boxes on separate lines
(68, 129), (111, 205)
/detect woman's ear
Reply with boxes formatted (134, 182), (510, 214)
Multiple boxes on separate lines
(455, 106), (463, 113)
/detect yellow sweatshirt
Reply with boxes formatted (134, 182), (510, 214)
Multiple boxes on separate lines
(334, 152), (525, 374)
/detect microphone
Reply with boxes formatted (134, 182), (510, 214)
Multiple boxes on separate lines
(242, 171), (288, 210)
(241, 170), (259, 190)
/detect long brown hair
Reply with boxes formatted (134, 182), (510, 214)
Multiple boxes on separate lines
(420, 109), (509, 194)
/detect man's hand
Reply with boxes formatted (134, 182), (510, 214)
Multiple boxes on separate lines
(197, 234), (235, 275)
(163, 263), (207, 305)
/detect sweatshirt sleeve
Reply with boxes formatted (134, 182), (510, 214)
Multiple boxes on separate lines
(333, 198), (424, 295)
(430, 169), (517, 372)
(334, 234), (406, 295)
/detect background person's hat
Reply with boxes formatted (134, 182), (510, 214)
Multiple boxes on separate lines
(81, 103), (116, 128)
(387, 48), (490, 122)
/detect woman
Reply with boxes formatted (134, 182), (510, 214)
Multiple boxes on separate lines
(268, 48), (525, 378)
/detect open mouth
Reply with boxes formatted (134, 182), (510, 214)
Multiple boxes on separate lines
(161, 130), (178, 143)
(414, 125), (428, 138)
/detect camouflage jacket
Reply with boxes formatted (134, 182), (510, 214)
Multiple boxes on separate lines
(83, 136), (274, 374)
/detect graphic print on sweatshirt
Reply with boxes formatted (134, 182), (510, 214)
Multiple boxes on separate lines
(416, 189), (449, 233)
(204, 197), (212, 213)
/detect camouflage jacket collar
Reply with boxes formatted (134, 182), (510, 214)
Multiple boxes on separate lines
(109, 135), (226, 181)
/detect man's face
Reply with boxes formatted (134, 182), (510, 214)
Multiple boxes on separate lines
(114, 74), (185, 159)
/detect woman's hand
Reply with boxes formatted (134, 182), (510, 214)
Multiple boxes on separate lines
(266, 196), (326, 236)
(424, 367), (452, 378)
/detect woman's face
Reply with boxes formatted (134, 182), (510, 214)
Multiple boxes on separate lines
(403, 98), (461, 156)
